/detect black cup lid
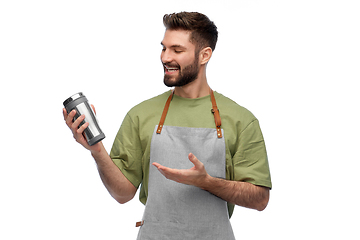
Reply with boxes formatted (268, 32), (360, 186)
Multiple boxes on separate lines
(63, 92), (85, 107)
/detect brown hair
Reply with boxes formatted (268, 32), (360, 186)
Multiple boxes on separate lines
(163, 12), (218, 51)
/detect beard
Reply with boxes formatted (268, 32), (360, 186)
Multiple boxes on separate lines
(163, 54), (200, 87)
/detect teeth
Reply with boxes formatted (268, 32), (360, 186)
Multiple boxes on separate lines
(165, 65), (179, 71)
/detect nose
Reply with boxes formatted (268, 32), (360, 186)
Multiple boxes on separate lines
(161, 48), (173, 64)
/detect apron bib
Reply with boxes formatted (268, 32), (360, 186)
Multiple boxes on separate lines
(137, 90), (235, 240)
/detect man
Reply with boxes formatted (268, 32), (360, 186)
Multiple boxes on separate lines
(63, 12), (272, 239)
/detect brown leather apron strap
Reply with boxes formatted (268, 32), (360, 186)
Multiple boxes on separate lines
(156, 90), (174, 134)
(210, 90), (222, 138)
(156, 89), (222, 138)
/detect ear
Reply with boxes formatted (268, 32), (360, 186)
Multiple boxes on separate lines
(199, 47), (212, 65)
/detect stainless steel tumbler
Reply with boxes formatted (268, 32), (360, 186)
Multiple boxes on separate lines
(63, 92), (105, 146)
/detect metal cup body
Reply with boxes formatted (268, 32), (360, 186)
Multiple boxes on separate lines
(63, 93), (105, 146)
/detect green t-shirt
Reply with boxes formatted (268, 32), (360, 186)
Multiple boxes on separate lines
(110, 91), (272, 218)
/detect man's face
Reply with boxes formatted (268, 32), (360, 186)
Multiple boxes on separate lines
(161, 30), (200, 87)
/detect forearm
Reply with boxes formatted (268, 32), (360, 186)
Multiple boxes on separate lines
(91, 143), (136, 204)
(201, 176), (270, 211)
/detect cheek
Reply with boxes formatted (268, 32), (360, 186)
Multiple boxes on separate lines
(178, 56), (192, 67)
(181, 59), (195, 69)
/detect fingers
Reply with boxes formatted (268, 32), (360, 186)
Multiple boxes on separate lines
(64, 109), (76, 127)
(152, 162), (165, 176)
(63, 108), (88, 135)
(71, 115), (88, 145)
(63, 108), (93, 150)
(153, 154), (202, 172)
(153, 155), (208, 187)
(152, 162), (181, 182)
(152, 162), (161, 168)
(91, 104), (96, 115)
(72, 113), (85, 130)
(152, 162), (169, 174)
(77, 121), (89, 134)
(62, 108), (67, 120)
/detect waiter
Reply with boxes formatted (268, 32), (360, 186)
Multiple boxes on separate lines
(63, 12), (272, 239)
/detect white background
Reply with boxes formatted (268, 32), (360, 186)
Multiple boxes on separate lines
(1, 0), (359, 239)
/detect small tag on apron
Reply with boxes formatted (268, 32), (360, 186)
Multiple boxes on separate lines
(135, 220), (144, 227)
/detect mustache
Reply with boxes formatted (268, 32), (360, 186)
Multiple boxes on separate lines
(162, 62), (180, 68)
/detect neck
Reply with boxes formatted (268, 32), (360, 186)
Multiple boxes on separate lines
(174, 68), (211, 99)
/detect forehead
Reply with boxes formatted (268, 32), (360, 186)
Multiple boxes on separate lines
(161, 30), (195, 49)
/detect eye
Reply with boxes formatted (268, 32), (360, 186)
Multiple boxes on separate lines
(174, 50), (183, 53)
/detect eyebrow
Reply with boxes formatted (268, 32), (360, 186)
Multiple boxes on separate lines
(161, 42), (187, 49)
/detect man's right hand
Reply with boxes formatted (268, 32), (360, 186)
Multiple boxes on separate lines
(63, 106), (102, 153)
(62, 106), (137, 204)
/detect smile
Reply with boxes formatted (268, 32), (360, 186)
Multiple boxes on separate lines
(164, 65), (179, 73)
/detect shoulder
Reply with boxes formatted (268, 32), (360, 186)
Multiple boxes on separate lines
(127, 91), (172, 117)
(214, 91), (257, 123)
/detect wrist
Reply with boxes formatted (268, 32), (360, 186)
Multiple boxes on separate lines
(198, 174), (214, 190)
(90, 142), (105, 158)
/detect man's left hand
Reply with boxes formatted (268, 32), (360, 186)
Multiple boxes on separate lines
(152, 153), (209, 188)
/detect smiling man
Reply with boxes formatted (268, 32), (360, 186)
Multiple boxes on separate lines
(161, 30), (200, 87)
(63, 12), (272, 240)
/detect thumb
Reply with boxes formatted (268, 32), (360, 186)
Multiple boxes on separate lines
(188, 153), (201, 168)
(91, 104), (96, 115)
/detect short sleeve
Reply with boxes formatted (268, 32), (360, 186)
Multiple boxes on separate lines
(110, 113), (143, 189)
(233, 119), (272, 189)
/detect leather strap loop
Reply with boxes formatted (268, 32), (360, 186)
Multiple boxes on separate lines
(136, 220), (144, 227)
(210, 90), (222, 138)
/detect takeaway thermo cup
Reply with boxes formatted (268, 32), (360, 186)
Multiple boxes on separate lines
(63, 92), (105, 146)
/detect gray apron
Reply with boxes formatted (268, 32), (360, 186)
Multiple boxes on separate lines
(136, 90), (235, 240)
